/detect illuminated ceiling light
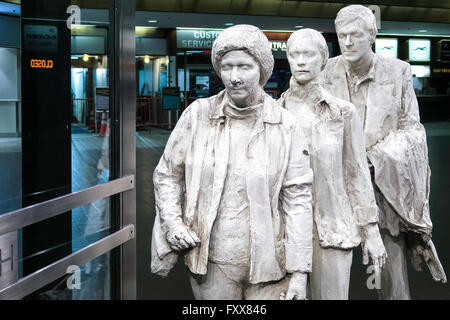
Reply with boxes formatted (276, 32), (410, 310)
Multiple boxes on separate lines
(148, 20), (158, 23)
(295, 25), (303, 29)
(419, 30), (428, 33)
(177, 27), (223, 31)
(83, 54), (89, 62)
(224, 23), (234, 26)
(144, 56), (150, 64)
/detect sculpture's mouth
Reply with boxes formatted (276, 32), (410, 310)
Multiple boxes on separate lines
(229, 87), (246, 93)
(296, 70), (310, 74)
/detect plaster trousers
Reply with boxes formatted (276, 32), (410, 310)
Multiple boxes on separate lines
(308, 227), (353, 300)
(190, 261), (290, 300)
(368, 164), (411, 300)
(377, 228), (411, 300)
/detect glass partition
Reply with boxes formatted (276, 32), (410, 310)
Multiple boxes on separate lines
(0, 0), (136, 300)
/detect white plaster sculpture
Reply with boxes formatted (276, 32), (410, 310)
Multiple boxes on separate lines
(150, 24), (314, 300)
(320, 5), (447, 299)
(278, 28), (387, 300)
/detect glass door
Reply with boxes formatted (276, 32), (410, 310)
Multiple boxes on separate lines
(0, 0), (136, 300)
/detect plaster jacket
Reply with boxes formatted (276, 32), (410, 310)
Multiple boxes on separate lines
(151, 90), (314, 284)
(279, 83), (378, 249)
(320, 54), (433, 236)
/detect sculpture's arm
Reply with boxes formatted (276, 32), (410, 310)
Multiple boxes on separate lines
(366, 62), (432, 236)
(369, 63), (426, 153)
(343, 104), (387, 270)
(280, 120), (313, 274)
(398, 63), (424, 131)
(153, 103), (200, 250)
(343, 104), (379, 227)
(398, 65), (446, 282)
(279, 120), (313, 300)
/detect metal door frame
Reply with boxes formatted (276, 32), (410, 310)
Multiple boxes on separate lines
(0, 0), (136, 300)
(109, 0), (136, 300)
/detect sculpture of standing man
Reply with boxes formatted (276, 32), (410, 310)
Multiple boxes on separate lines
(279, 28), (387, 300)
(320, 5), (446, 299)
(150, 24), (314, 300)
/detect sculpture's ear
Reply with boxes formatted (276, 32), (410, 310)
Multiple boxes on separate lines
(369, 29), (377, 46)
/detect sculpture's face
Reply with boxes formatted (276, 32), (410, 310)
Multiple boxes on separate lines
(220, 50), (261, 108)
(336, 18), (373, 64)
(287, 35), (323, 85)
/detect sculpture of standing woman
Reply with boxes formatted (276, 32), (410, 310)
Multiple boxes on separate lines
(151, 25), (314, 300)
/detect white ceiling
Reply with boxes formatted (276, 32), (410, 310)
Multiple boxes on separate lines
(135, 11), (450, 37)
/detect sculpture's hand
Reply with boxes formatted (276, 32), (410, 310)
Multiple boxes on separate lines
(410, 240), (424, 272)
(362, 224), (387, 275)
(407, 233), (446, 283)
(166, 224), (201, 252)
(280, 272), (307, 300)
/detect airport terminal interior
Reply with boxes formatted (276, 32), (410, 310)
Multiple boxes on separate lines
(0, 0), (449, 299)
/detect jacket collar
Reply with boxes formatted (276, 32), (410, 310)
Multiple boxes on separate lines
(285, 79), (343, 119)
(335, 53), (378, 84)
(287, 78), (328, 105)
(209, 89), (282, 124)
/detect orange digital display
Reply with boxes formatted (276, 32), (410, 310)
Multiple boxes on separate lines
(30, 59), (54, 69)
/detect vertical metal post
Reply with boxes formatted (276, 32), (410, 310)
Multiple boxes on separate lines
(110, 0), (136, 300)
(184, 50), (187, 110)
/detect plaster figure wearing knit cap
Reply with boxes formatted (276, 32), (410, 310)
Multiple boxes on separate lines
(150, 24), (314, 300)
(278, 28), (387, 300)
(320, 5), (446, 299)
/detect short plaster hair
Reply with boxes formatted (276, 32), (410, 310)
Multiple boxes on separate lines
(287, 28), (329, 69)
(335, 5), (378, 43)
(211, 24), (274, 86)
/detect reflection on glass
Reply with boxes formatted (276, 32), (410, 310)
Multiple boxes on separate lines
(72, 195), (111, 300)
(0, 2), (114, 299)
(69, 21), (111, 300)
(35, 252), (112, 300)
(0, 47), (21, 216)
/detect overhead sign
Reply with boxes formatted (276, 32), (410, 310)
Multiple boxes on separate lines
(440, 40), (450, 62)
(375, 38), (398, 59)
(23, 25), (58, 52)
(177, 29), (221, 49)
(177, 29), (333, 59)
(271, 40), (333, 59)
(409, 39), (431, 62)
(271, 41), (288, 59)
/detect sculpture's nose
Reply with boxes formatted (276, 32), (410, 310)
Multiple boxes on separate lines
(345, 35), (353, 47)
(230, 68), (242, 86)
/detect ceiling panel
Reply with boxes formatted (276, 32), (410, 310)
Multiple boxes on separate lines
(283, 0), (450, 10)
(2, 0), (450, 24)
(136, 10), (450, 37)
(135, 0), (450, 24)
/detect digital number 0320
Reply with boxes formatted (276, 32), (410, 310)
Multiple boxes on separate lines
(30, 59), (54, 69)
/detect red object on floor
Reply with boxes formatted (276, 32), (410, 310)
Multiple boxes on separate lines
(99, 111), (108, 136)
